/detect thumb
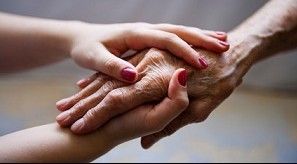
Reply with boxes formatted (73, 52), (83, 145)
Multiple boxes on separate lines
(141, 68), (189, 149)
(90, 44), (138, 83)
(143, 68), (189, 142)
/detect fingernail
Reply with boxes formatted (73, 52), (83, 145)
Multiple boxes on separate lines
(219, 40), (229, 47)
(71, 119), (84, 132)
(77, 79), (87, 86)
(56, 112), (71, 126)
(178, 69), (187, 86)
(121, 67), (136, 82)
(216, 31), (226, 36)
(56, 99), (68, 110)
(198, 58), (208, 69)
(56, 112), (68, 121)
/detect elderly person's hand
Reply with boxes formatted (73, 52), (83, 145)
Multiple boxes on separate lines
(67, 22), (229, 83)
(55, 29), (259, 141)
(55, 31), (242, 133)
(99, 68), (189, 149)
(56, 0), (297, 146)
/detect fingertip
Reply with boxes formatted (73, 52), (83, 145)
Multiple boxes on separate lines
(76, 78), (86, 86)
(141, 137), (155, 149)
(56, 111), (72, 127)
(205, 31), (227, 41)
(177, 69), (187, 87)
(120, 67), (138, 83)
(168, 68), (188, 99)
(76, 79), (88, 89)
(218, 40), (230, 51)
(207, 40), (230, 54)
(71, 119), (85, 134)
(198, 58), (208, 70)
(56, 99), (69, 111)
(214, 31), (228, 41)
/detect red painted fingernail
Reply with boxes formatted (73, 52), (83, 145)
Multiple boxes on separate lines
(198, 58), (208, 69)
(216, 31), (226, 36)
(219, 40), (229, 47)
(121, 67), (136, 82)
(178, 69), (187, 86)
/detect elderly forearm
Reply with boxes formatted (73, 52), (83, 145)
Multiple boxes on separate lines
(0, 12), (76, 72)
(234, 0), (297, 57)
(0, 123), (114, 162)
(223, 0), (297, 79)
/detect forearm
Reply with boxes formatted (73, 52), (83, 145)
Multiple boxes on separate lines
(0, 12), (76, 72)
(226, 0), (297, 79)
(0, 123), (114, 162)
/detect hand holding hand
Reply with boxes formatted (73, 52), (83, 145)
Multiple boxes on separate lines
(99, 69), (189, 147)
(67, 22), (229, 82)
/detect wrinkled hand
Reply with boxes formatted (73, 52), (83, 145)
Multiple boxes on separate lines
(67, 22), (229, 82)
(56, 33), (246, 147)
(99, 69), (189, 147)
(56, 48), (190, 133)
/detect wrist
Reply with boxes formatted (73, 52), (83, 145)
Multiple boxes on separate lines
(225, 31), (266, 79)
(55, 20), (88, 56)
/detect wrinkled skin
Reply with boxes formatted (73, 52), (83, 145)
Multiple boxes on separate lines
(56, 33), (248, 146)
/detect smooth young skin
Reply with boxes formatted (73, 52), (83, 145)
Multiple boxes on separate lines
(0, 12), (229, 82)
(56, 0), (297, 147)
(0, 69), (189, 162)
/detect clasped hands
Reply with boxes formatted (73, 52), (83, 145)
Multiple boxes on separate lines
(55, 22), (243, 149)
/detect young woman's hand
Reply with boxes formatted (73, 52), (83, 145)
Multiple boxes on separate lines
(67, 22), (229, 82)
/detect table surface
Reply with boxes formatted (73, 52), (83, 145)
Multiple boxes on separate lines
(0, 73), (296, 163)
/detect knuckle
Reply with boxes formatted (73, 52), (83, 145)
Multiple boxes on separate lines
(145, 49), (166, 61)
(106, 88), (125, 105)
(69, 101), (85, 117)
(71, 93), (81, 102)
(101, 80), (118, 94)
(84, 109), (98, 125)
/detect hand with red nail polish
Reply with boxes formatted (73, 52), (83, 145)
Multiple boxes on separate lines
(55, 42), (235, 135)
(67, 23), (229, 83)
(69, 68), (189, 141)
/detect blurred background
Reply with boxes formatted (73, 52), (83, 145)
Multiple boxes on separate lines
(0, 0), (296, 162)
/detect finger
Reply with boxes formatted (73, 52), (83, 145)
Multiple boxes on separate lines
(76, 73), (99, 89)
(56, 74), (109, 111)
(141, 98), (214, 149)
(56, 80), (125, 127)
(203, 30), (227, 41)
(143, 69), (189, 134)
(125, 29), (208, 69)
(153, 24), (229, 53)
(89, 44), (138, 83)
(70, 78), (165, 134)
(98, 68), (189, 143)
